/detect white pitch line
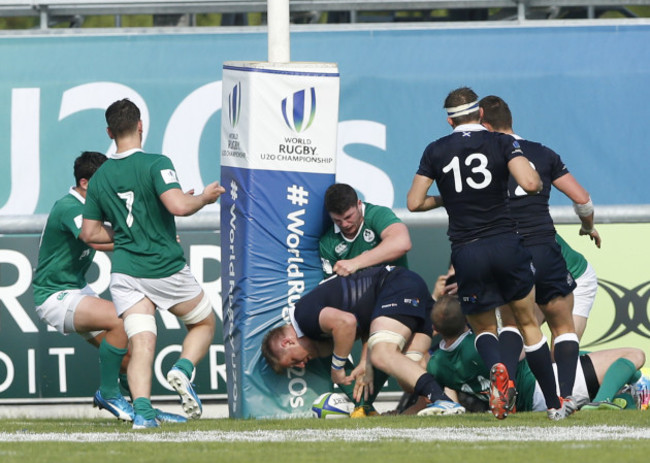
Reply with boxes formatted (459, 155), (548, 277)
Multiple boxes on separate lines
(1, 426), (649, 442)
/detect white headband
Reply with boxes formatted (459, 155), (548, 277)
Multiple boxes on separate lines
(446, 100), (479, 118)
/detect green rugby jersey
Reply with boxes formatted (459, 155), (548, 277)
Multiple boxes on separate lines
(33, 188), (95, 306)
(319, 202), (408, 277)
(427, 330), (538, 412)
(84, 149), (185, 278)
(556, 233), (588, 279)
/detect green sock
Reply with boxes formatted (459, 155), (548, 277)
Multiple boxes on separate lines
(98, 339), (128, 399)
(119, 373), (131, 398)
(173, 358), (195, 380)
(367, 368), (389, 407)
(133, 397), (157, 419)
(593, 358), (638, 402)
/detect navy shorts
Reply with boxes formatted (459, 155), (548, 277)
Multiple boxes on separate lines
(526, 240), (577, 305)
(452, 233), (535, 315)
(373, 268), (433, 335)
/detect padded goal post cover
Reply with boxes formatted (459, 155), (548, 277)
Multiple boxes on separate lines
(220, 62), (340, 418)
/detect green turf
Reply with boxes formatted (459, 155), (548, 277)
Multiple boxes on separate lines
(0, 410), (648, 463)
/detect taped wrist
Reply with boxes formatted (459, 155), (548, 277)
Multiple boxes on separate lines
(573, 197), (594, 217)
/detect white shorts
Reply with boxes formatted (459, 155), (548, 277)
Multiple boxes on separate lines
(34, 285), (100, 340)
(110, 265), (202, 316)
(531, 359), (589, 411)
(573, 263), (598, 319)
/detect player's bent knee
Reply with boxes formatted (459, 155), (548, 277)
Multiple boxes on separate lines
(123, 313), (157, 339)
(179, 294), (214, 326)
(368, 330), (406, 352)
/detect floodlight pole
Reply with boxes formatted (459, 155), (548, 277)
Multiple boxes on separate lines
(267, 0), (290, 63)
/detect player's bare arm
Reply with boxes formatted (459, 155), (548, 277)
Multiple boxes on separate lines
(507, 156), (543, 194)
(407, 174), (443, 211)
(160, 181), (226, 217)
(553, 173), (601, 248)
(334, 222), (412, 276)
(80, 218), (113, 244)
(319, 307), (357, 386)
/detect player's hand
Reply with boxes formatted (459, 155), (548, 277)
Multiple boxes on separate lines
(331, 368), (353, 386)
(579, 226), (601, 249)
(201, 181), (226, 205)
(432, 274), (448, 300)
(353, 364), (374, 402)
(333, 259), (359, 277)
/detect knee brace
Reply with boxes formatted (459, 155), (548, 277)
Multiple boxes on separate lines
(179, 294), (213, 325)
(367, 330), (406, 352)
(123, 313), (157, 339)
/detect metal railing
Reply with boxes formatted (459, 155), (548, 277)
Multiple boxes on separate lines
(2, 205), (649, 234)
(0, 0), (648, 29)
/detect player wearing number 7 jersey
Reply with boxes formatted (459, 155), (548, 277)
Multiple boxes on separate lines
(407, 87), (569, 420)
(81, 98), (225, 429)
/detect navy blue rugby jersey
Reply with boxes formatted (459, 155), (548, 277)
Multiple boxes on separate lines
(292, 266), (396, 340)
(417, 125), (524, 244)
(507, 137), (569, 244)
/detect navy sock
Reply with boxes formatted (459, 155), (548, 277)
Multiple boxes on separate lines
(554, 335), (579, 397)
(525, 340), (561, 409)
(475, 332), (500, 371)
(414, 373), (449, 403)
(499, 328), (524, 384)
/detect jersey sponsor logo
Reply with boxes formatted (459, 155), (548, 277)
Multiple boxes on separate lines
(73, 214), (82, 229)
(363, 229), (375, 243)
(381, 303), (398, 309)
(334, 242), (347, 255)
(403, 298), (420, 307)
(160, 169), (178, 184)
(462, 294), (479, 304)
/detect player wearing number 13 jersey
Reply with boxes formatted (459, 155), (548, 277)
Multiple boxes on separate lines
(407, 87), (567, 420)
(81, 98), (225, 428)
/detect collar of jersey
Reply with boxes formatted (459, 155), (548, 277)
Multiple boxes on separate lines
(333, 202), (366, 242)
(438, 328), (472, 352)
(289, 305), (305, 338)
(68, 186), (85, 204)
(110, 148), (144, 160)
(452, 123), (486, 133)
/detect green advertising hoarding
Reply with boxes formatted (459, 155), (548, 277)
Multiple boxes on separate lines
(0, 231), (227, 403)
(555, 224), (650, 354)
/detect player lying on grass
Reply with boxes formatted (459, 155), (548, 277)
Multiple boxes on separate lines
(399, 294), (646, 414)
(262, 265), (466, 417)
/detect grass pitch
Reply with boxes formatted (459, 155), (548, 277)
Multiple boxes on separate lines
(0, 410), (649, 463)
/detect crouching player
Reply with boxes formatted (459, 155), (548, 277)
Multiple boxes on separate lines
(262, 266), (466, 417)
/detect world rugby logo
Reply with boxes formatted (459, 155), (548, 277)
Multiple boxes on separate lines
(281, 87), (316, 133)
(228, 82), (241, 128)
